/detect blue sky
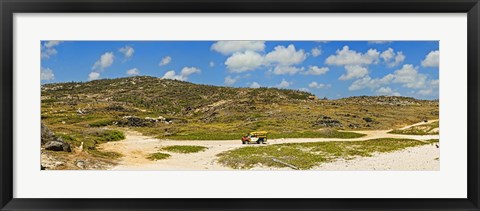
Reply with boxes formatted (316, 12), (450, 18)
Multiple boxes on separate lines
(41, 41), (439, 99)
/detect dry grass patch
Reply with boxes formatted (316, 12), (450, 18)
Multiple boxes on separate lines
(217, 138), (437, 170)
(161, 145), (207, 153)
(147, 152), (171, 161)
(389, 121), (439, 135)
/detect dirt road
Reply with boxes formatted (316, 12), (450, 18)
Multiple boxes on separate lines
(99, 120), (440, 170)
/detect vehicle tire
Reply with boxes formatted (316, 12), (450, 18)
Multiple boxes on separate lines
(242, 141), (246, 144)
(257, 140), (261, 144)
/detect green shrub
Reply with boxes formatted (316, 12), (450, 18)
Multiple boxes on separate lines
(88, 150), (123, 159)
(87, 129), (125, 142)
(161, 145), (207, 153)
(88, 119), (116, 127)
(147, 152), (171, 160)
(56, 133), (76, 142)
(217, 138), (431, 170)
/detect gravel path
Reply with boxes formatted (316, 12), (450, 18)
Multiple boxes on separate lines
(98, 120), (440, 170)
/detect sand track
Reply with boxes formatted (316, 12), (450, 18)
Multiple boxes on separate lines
(98, 120), (440, 170)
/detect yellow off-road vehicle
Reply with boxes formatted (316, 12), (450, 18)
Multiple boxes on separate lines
(241, 131), (268, 144)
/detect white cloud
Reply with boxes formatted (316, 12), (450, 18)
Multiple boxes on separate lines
(348, 75), (394, 91)
(325, 46), (380, 66)
(159, 56), (172, 66)
(270, 66), (304, 75)
(224, 50), (264, 73)
(308, 81), (330, 89)
(88, 72), (101, 81)
(276, 79), (291, 88)
(126, 68), (140, 76)
(380, 48), (405, 67)
(162, 66), (201, 81)
(249, 82), (261, 88)
(380, 48), (395, 61)
(44, 41), (62, 48)
(119, 46), (134, 59)
(348, 64), (437, 93)
(376, 87), (400, 96)
(264, 44), (307, 66)
(311, 47), (322, 57)
(224, 76), (239, 86)
(209, 61), (215, 67)
(392, 52), (405, 67)
(92, 52), (114, 71)
(303, 66), (329, 75)
(222, 44), (308, 74)
(89, 52), (114, 81)
(216, 43), (310, 75)
(339, 65), (369, 80)
(41, 48), (58, 59)
(392, 64), (427, 88)
(417, 89), (433, 96)
(162, 70), (185, 81)
(41, 41), (62, 59)
(299, 88), (310, 92)
(211, 41), (265, 55)
(40, 67), (55, 81)
(181, 66), (201, 76)
(417, 79), (439, 96)
(421, 50), (439, 67)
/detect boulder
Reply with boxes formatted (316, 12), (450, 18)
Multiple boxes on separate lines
(42, 123), (72, 152)
(363, 117), (375, 123)
(62, 141), (72, 152)
(312, 116), (342, 127)
(44, 140), (65, 151)
(120, 116), (154, 127)
(313, 119), (342, 127)
(41, 123), (55, 145)
(348, 123), (360, 129)
(44, 139), (71, 152)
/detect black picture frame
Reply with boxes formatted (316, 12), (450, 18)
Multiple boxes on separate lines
(1, 0), (479, 210)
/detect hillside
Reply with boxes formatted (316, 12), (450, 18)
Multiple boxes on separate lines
(42, 76), (438, 137)
(41, 76), (438, 169)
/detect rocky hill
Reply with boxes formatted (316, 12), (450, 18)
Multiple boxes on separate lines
(42, 76), (310, 115)
(41, 76), (438, 141)
(40, 76), (439, 169)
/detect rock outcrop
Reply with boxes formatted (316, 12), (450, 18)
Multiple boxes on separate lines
(44, 140), (71, 152)
(41, 123), (71, 152)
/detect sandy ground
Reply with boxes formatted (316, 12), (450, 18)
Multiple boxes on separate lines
(312, 144), (439, 170)
(98, 120), (440, 171)
(399, 119), (439, 130)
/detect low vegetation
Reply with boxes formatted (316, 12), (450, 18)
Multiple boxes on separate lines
(42, 76), (439, 141)
(41, 76), (439, 169)
(88, 118), (117, 127)
(217, 138), (439, 170)
(147, 152), (171, 161)
(53, 128), (125, 159)
(268, 129), (365, 139)
(87, 129), (125, 142)
(161, 145), (208, 153)
(162, 129), (365, 140)
(88, 150), (123, 159)
(389, 121), (439, 135)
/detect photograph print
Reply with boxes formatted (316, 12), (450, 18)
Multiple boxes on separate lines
(40, 41), (440, 170)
